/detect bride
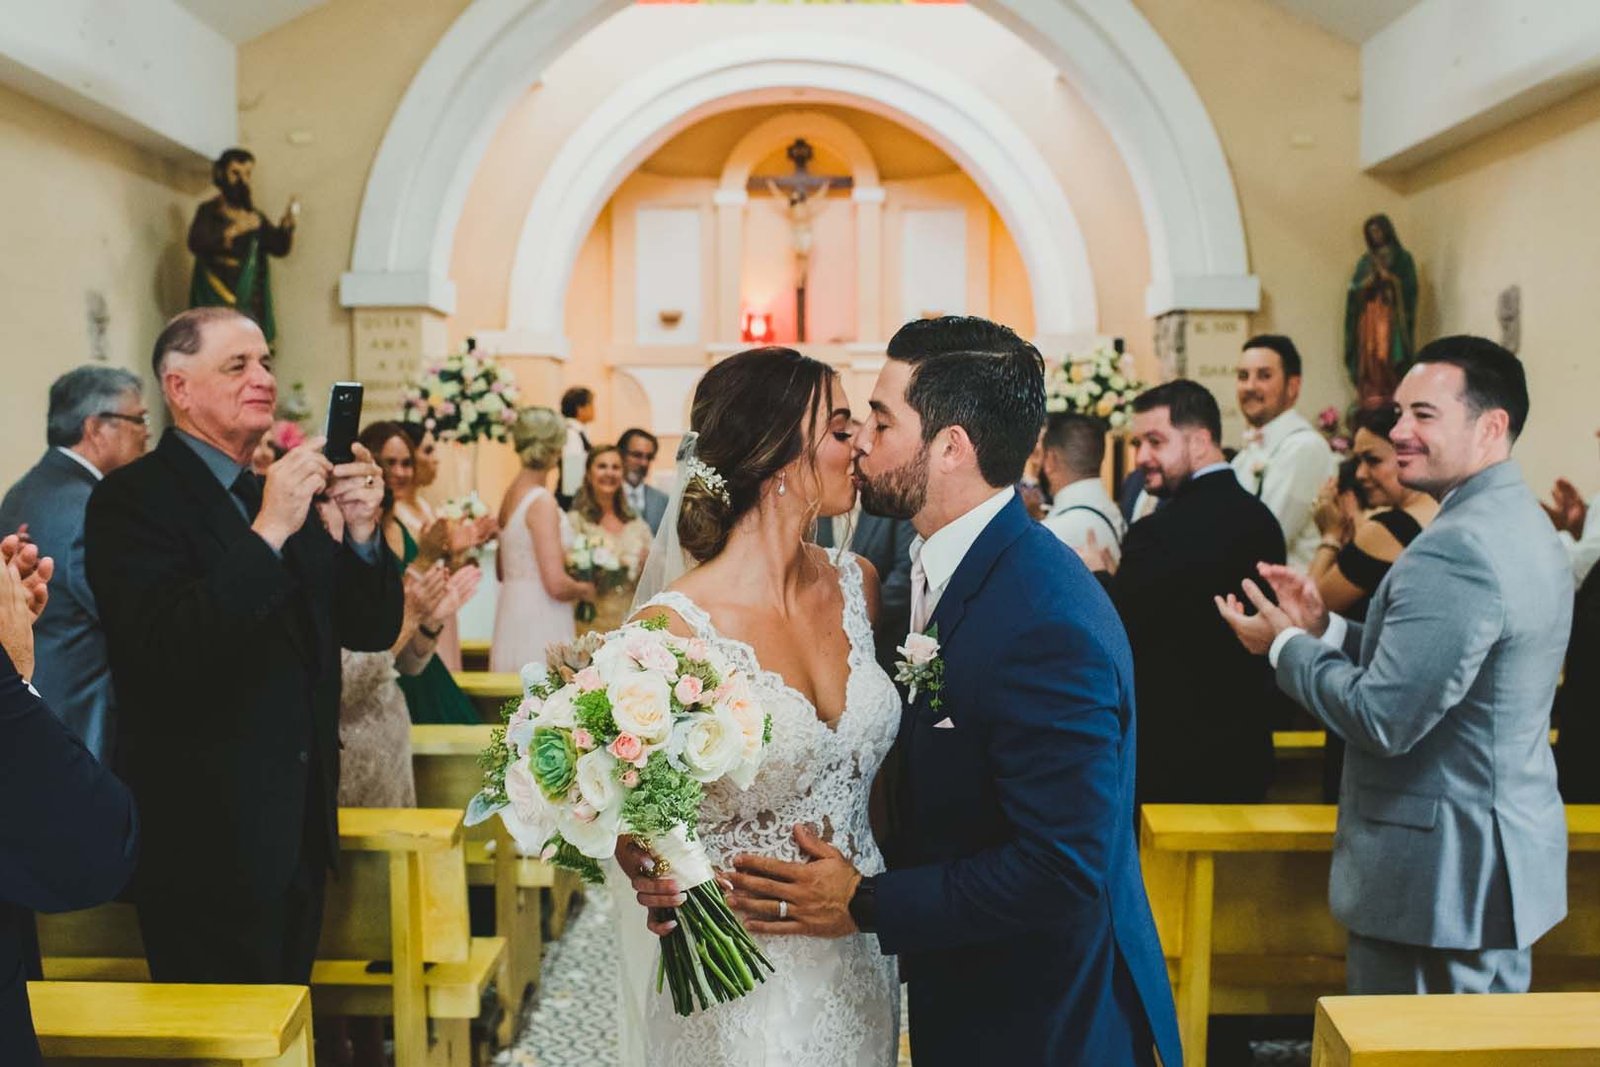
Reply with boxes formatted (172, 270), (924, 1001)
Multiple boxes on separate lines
(614, 346), (902, 1066)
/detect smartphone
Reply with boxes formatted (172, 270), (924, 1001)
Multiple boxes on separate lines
(323, 382), (364, 464)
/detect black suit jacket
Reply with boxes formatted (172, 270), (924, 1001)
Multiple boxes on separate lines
(0, 646), (137, 1066)
(84, 431), (402, 899)
(1103, 468), (1286, 803)
(1556, 562), (1600, 802)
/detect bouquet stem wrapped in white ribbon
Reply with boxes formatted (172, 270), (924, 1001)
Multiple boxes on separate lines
(468, 617), (775, 1015)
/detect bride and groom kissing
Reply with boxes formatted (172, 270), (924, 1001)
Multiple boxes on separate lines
(620, 316), (1182, 1066)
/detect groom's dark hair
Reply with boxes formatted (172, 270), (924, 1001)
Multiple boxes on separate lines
(1131, 379), (1222, 443)
(885, 316), (1045, 488)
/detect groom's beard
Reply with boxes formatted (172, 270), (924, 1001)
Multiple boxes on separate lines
(856, 448), (929, 520)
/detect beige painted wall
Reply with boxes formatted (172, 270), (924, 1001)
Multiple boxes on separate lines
(0, 82), (199, 481)
(236, 0), (473, 418)
(1134, 0), (1407, 438)
(1399, 81), (1600, 494)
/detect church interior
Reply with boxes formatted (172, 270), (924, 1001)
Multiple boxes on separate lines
(6, 1), (1600, 1065)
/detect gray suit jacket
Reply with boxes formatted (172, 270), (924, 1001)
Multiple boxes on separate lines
(845, 512), (916, 674)
(1278, 460), (1570, 950)
(638, 484), (669, 535)
(0, 449), (116, 761)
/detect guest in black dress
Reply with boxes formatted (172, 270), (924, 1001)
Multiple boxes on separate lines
(1306, 404), (1439, 800)
(1555, 563), (1600, 802)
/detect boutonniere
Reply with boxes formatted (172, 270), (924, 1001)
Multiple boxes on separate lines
(894, 625), (945, 711)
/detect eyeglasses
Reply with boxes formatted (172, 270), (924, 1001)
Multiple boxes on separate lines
(625, 450), (657, 462)
(97, 412), (150, 428)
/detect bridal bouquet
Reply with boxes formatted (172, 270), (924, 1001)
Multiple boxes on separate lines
(401, 339), (521, 444)
(469, 618), (775, 1016)
(565, 532), (633, 622)
(1044, 343), (1144, 429)
(439, 491), (490, 523)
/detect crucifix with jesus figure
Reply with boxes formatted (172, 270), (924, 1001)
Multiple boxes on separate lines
(748, 138), (852, 343)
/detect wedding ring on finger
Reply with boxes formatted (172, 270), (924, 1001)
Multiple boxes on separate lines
(778, 900), (788, 920)
(364, 474), (375, 487)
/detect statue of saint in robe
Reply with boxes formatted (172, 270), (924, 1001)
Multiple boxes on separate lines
(1344, 213), (1418, 406)
(187, 147), (298, 343)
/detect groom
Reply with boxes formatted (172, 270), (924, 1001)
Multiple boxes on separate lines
(634, 317), (1182, 1065)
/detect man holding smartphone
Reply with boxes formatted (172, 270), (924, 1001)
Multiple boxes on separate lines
(85, 306), (403, 985)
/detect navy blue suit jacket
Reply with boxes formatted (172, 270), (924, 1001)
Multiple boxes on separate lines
(0, 645), (137, 1065)
(875, 495), (1181, 1066)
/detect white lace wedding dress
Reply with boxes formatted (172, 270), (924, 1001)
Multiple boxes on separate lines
(630, 554), (902, 1066)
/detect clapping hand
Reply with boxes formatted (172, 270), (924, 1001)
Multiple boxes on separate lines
(1544, 477), (1586, 537)
(1214, 562), (1330, 656)
(431, 564), (480, 621)
(403, 562), (451, 622)
(1313, 476), (1351, 542)
(0, 555), (38, 681)
(1073, 528), (1116, 575)
(1, 531), (52, 622)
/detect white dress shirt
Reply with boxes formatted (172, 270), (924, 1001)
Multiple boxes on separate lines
(560, 420), (589, 499)
(1231, 408), (1336, 570)
(1041, 477), (1125, 566)
(624, 479), (647, 518)
(56, 446), (103, 481)
(1558, 491), (1600, 585)
(1268, 612), (1350, 668)
(908, 486), (1014, 629)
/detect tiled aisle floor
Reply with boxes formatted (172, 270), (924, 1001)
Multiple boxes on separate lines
(496, 892), (1308, 1067)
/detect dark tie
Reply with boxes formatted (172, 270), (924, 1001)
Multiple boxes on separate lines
(231, 469), (264, 520)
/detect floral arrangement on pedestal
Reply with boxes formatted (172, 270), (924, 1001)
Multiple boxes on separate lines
(401, 338), (521, 444)
(1044, 343), (1145, 429)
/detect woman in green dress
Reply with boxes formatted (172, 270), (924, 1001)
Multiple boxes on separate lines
(360, 421), (482, 724)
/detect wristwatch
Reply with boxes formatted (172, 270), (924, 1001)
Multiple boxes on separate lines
(847, 874), (878, 933)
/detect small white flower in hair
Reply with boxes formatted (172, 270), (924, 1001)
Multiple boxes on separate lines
(686, 457), (731, 505)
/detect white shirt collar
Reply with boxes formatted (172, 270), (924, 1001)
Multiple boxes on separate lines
(912, 486), (1014, 594)
(1192, 461), (1231, 480)
(1046, 476), (1114, 517)
(1250, 408), (1312, 451)
(56, 446), (103, 481)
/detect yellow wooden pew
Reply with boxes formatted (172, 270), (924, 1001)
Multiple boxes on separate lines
(31, 980), (312, 1066)
(1140, 803), (1600, 1067)
(38, 808), (504, 1067)
(459, 637), (491, 673)
(411, 723), (586, 1044)
(452, 670), (522, 722)
(1311, 992), (1600, 1065)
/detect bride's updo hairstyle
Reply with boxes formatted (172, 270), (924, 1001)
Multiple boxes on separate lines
(678, 346), (836, 562)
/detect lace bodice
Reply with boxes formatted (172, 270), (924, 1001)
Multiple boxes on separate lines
(635, 554), (902, 1066)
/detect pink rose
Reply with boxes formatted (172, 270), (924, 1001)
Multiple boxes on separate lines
(572, 801), (597, 823)
(674, 675), (704, 706)
(621, 769), (640, 788)
(509, 699), (535, 726)
(438, 400), (457, 416)
(574, 667), (603, 692)
(685, 638), (710, 662)
(609, 732), (644, 763)
(572, 728), (595, 751)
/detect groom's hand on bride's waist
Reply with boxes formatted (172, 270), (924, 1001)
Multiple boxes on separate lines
(727, 824), (862, 940)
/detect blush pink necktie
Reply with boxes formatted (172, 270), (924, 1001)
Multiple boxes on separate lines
(909, 545), (930, 633)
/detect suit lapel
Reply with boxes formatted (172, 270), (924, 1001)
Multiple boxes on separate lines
(926, 494), (1032, 647)
(39, 448), (101, 491)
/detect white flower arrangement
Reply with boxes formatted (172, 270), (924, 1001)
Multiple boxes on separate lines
(1044, 343), (1145, 430)
(438, 491), (490, 522)
(685, 456), (730, 505)
(468, 617), (777, 1017)
(401, 339), (521, 444)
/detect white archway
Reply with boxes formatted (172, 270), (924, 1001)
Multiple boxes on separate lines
(340, 0), (1258, 319)
(719, 109), (880, 194)
(493, 37), (1098, 350)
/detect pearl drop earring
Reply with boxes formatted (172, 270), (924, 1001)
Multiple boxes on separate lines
(778, 473), (788, 496)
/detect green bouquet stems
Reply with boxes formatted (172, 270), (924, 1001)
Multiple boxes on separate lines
(654, 880), (774, 1016)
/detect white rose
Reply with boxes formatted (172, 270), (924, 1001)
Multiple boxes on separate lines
(481, 393), (505, 415)
(460, 401), (478, 424)
(502, 758), (559, 853)
(608, 671), (673, 744)
(898, 632), (940, 666)
(590, 636), (643, 682)
(671, 707), (745, 783)
(558, 801), (621, 860)
(536, 686), (578, 729)
(520, 661), (550, 696)
(575, 749), (622, 814)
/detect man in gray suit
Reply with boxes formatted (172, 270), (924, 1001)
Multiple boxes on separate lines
(1218, 335), (1569, 994)
(815, 505), (916, 675)
(619, 428), (669, 534)
(0, 366), (149, 760)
